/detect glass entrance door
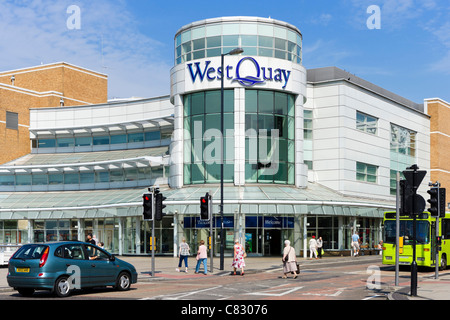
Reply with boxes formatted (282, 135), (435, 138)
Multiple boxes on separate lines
(264, 229), (282, 256)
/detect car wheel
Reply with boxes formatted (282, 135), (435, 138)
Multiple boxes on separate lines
(116, 272), (131, 291)
(17, 288), (35, 297)
(54, 276), (72, 298)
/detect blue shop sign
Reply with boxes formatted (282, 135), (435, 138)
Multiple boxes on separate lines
(245, 216), (294, 229)
(184, 216), (234, 229)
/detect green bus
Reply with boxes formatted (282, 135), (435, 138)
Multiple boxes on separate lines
(383, 211), (450, 269)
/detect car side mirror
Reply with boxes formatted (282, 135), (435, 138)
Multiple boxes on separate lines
(109, 254), (116, 262)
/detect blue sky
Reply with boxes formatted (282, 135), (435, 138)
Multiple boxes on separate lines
(1, 0), (449, 103)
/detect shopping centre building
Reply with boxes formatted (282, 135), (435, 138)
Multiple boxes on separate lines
(0, 17), (437, 257)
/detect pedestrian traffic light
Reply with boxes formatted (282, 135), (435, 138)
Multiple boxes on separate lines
(154, 189), (166, 221)
(200, 193), (209, 220)
(143, 193), (153, 220)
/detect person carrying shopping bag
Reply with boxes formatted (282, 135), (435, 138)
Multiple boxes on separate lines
(282, 240), (298, 279)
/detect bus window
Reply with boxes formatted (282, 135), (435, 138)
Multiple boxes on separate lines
(442, 219), (450, 239)
(384, 220), (430, 245)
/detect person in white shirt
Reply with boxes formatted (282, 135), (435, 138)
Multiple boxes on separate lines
(309, 235), (318, 260)
(176, 238), (190, 272)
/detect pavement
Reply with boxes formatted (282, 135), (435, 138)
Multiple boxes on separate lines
(1, 254), (449, 300)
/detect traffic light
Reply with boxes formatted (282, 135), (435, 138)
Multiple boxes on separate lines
(428, 187), (446, 217)
(400, 179), (413, 216)
(200, 193), (209, 220)
(142, 193), (153, 220)
(154, 189), (166, 221)
(439, 188), (446, 217)
(428, 187), (439, 216)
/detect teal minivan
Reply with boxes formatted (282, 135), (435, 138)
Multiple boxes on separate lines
(7, 241), (137, 297)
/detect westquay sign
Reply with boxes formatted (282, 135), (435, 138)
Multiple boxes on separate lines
(187, 56), (291, 89)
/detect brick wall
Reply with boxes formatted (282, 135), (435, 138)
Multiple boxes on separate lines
(428, 99), (450, 203)
(0, 62), (108, 164)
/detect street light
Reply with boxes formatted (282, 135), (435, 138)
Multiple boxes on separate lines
(220, 47), (243, 270)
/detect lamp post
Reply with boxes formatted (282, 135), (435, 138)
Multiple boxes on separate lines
(220, 47), (243, 270)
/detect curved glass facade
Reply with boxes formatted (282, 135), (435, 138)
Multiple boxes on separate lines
(183, 88), (295, 185)
(183, 89), (235, 184)
(175, 19), (302, 65)
(245, 89), (295, 184)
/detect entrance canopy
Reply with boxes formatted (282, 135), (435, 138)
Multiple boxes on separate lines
(0, 183), (395, 220)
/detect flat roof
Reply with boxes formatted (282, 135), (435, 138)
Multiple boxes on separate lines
(307, 66), (425, 114)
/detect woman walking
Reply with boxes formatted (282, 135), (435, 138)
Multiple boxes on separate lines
(282, 240), (298, 279)
(231, 239), (246, 276)
(176, 238), (190, 272)
(195, 240), (208, 275)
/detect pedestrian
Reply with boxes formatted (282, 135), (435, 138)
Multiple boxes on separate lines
(351, 232), (360, 257)
(195, 240), (208, 275)
(176, 238), (190, 273)
(377, 241), (383, 256)
(86, 233), (96, 245)
(231, 239), (246, 276)
(309, 235), (318, 259)
(282, 240), (298, 279)
(317, 236), (323, 259)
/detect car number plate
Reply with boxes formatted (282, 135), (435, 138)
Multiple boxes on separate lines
(16, 268), (30, 273)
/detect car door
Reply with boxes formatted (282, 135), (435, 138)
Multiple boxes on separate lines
(83, 244), (117, 286)
(59, 244), (94, 288)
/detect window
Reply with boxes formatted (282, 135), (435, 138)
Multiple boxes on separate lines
(85, 244), (110, 260)
(75, 136), (91, 147)
(183, 90), (234, 185)
(175, 22), (302, 65)
(356, 162), (378, 183)
(13, 245), (47, 260)
(38, 139), (56, 148)
(384, 220), (429, 244)
(57, 138), (75, 148)
(356, 111), (378, 135)
(55, 244), (85, 260)
(390, 124), (416, 195)
(6, 111), (18, 130)
(442, 219), (450, 239)
(244, 90), (295, 184)
(304, 110), (313, 140)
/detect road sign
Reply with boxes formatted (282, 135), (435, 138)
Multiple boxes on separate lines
(402, 169), (426, 189)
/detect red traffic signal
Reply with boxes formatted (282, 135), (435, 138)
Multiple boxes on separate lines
(142, 193), (153, 220)
(200, 193), (210, 220)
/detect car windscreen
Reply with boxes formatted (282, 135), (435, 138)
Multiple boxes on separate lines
(12, 245), (48, 260)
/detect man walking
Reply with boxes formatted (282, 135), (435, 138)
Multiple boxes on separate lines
(351, 232), (360, 257)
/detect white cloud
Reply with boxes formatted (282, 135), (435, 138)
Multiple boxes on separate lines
(0, 0), (171, 99)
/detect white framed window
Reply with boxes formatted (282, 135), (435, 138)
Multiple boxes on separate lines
(356, 111), (377, 135)
(356, 162), (378, 183)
